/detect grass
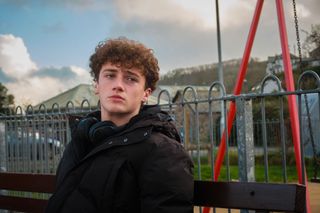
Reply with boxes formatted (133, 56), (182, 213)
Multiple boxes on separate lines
(192, 149), (318, 182)
(194, 164), (314, 183)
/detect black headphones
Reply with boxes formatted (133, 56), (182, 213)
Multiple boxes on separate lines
(88, 120), (121, 144)
(77, 116), (125, 145)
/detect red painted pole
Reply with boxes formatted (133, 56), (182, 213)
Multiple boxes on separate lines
(275, 0), (310, 212)
(275, 0), (301, 182)
(203, 1), (264, 212)
(213, 0), (264, 182)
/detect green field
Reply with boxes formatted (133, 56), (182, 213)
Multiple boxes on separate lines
(194, 164), (315, 182)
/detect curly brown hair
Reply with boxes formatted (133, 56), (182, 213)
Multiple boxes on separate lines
(89, 37), (160, 91)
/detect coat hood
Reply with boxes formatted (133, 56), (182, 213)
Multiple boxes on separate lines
(128, 105), (181, 143)
(70, 105), (181, 145)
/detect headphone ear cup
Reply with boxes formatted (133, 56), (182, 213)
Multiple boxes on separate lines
(71, 117), (99, 158)
(76, 117), (99, 141)
(89, 121), (117, 144)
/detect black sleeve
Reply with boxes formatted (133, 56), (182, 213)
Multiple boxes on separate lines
(139, 134), (194, 213)
(55, 117), (97, 187)
(55, 141), (78, 187)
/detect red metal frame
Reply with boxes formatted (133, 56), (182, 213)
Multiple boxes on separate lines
(203, 0), (310, 212)
(275, 1), (310, 212)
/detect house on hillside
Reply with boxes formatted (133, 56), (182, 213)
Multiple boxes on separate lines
(303, 57), (320, 67)
(261, 53), (320, 93)
(309, 46), (320, 60)
(266, 52), (320, 76)
(266, 53), (299, 75)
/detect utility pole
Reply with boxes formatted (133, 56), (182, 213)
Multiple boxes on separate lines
(215, 0), (223, 85)
(215, 0), (225, 141)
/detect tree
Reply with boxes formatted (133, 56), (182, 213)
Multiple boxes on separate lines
(303, 24), (320, 59)
(0, 83), (14, 114)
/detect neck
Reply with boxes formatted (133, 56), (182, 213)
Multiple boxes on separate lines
(101, 111), (139, 126)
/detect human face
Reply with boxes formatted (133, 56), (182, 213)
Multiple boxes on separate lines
(95, 63), (151, 125)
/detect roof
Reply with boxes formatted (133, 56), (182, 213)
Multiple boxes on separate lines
(34, 84), (99, 110)
(34, 84), (166, 111)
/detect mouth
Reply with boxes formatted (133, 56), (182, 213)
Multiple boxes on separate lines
(109, 95), (125, 101)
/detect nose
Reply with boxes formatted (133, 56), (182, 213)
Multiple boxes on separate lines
(112, 77), (124, 92)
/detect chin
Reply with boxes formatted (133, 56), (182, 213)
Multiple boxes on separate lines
(107, 107), (126, 113)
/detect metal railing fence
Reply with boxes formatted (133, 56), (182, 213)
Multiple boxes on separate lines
(0, 71), (319, 184)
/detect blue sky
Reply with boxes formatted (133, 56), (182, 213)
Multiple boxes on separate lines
(0, 1), (113, 68)
(0, 0), (319, 105)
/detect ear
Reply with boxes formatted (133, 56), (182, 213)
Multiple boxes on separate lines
(142, 88), (152, 103)
(94, 81), (99, 95)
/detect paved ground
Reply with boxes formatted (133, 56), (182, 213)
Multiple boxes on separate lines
(308, 182), (320, 213)
(194, 181), (320, 213)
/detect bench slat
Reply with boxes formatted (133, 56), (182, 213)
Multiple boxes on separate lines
(0, 172), (55, 193)
(194, 180), (306, 213)
(0, 173), (306, 213)
(0, 195), (48, 213)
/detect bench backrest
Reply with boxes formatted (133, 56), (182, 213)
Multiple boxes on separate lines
(0, 172), (306, 213)
(0, 172), (55, 213)
(194, 180), (306, 213)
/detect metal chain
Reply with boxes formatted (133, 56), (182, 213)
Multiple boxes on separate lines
(292, 0), (303, 73)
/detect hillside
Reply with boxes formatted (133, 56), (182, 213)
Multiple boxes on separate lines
(159, 58), (267, 93)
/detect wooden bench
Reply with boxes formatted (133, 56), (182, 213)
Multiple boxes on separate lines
(0, 172), (306, 213)
(0, 172), (55, 213)
(194, 180), (306, 213)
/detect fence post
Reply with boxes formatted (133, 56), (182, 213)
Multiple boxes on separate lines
(236, 97), (255, 179)
(0, 121), (8, 213)
(236, 97), (255, 213)
(0, 121), (6, 173)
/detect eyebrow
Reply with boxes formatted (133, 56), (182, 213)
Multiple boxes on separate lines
(101, 68), (117, 73)
(101, 68), (142, 78)
(124, 70), (141, 78)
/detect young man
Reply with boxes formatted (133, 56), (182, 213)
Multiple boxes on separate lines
(46, 37), (193, 213)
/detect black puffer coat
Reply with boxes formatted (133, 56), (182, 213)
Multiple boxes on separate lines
(46, 105), (194, 213)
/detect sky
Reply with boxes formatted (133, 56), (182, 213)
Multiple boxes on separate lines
(0, 0), (319, 106)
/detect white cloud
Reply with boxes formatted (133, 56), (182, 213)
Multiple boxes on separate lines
(296, 3), (311, 18)
(172, 0), (215, 29)
(5, 66), (92, 106)
(5, 77), (65, 106)
(113, 0), (257, 31)
(0, 34), (91, 106)
(0, 34), (37, 79)
(70, 65), (90, 78)
(220, 0), (255, 30)
(114, 0), (208, 29)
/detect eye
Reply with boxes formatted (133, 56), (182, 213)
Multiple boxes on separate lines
(104, 73), (114, 79)
(126, 76), (138, 82)
(127, 77), (137, 81)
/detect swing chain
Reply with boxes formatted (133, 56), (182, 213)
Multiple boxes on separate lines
(292, 0), (303, 73)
